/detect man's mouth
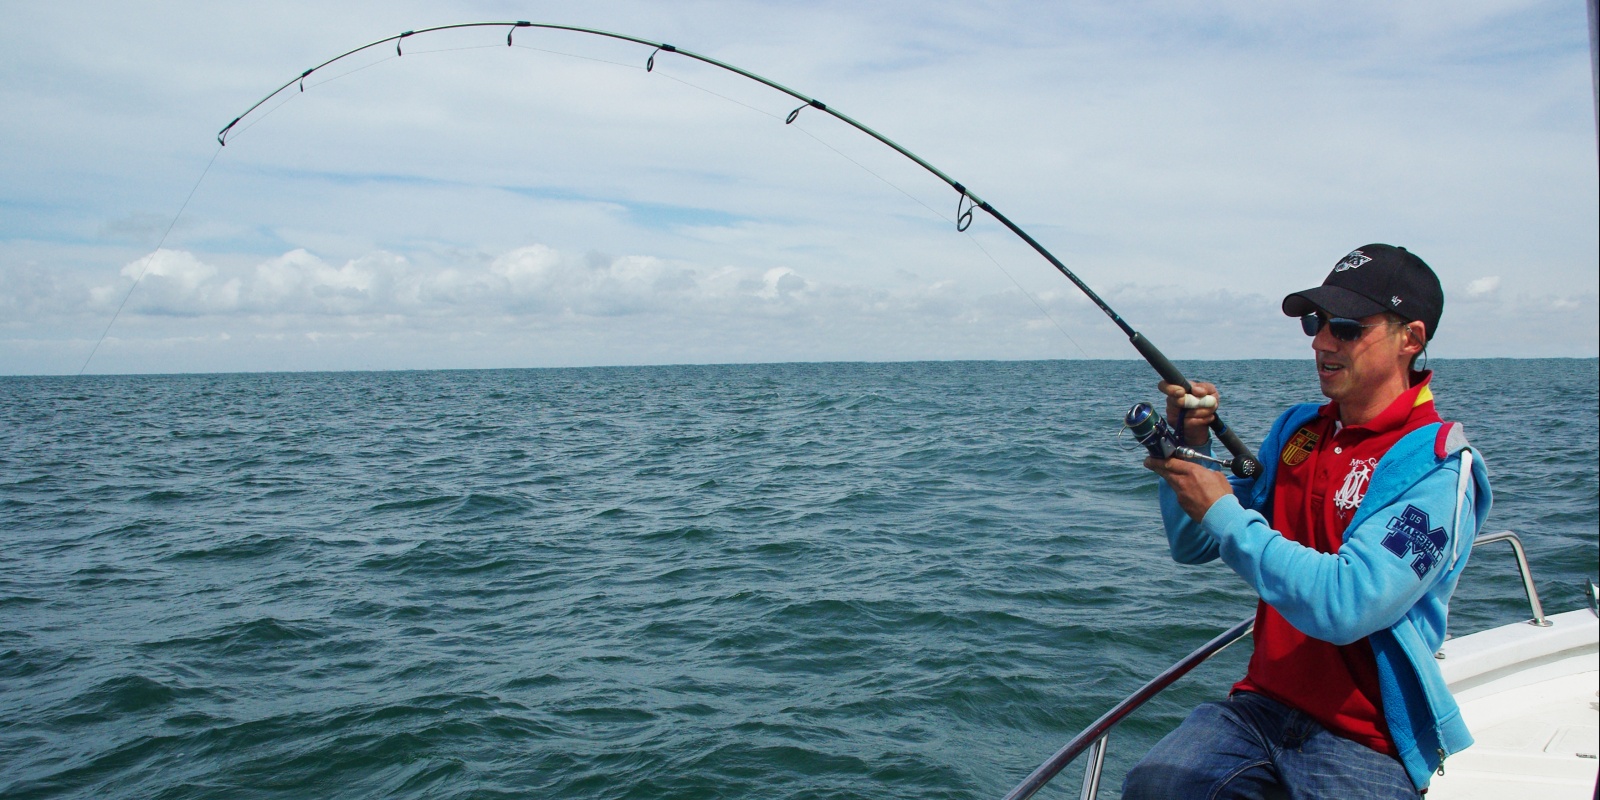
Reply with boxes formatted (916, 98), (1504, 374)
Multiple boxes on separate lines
(1318, 360), (1344, 375)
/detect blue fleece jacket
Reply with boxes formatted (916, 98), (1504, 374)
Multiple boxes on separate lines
(1157, 402), (1492, 789)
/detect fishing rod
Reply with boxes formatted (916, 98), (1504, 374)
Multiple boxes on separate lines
(220, 20), (1263, 479)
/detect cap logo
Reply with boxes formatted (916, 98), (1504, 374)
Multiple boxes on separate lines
(1391, 296), (1402, 306)
(1334, 250), (1371, 272)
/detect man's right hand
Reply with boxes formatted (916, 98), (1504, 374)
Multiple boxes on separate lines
(1144, 455), (1233, 521)
(1158, 380), (1217, 448)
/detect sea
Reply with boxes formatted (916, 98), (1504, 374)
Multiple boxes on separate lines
(2, 359), (1595, 800)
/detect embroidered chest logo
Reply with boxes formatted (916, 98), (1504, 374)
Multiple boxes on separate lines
(1382, 505), (1448, 578)
(1332, 457), (1379, 517)
(1281, 427), (1319, 466)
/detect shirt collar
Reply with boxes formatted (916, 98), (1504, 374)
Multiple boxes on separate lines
(1318, 370), (1435, 433)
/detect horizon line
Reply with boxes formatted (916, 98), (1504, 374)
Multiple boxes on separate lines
(7, 354), (1596, 380)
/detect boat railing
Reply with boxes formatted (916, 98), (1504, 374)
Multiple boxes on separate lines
(1001, 530), (1547, 800)
(999, 615), (1255, 800)
(1471, 530), (1548, 626)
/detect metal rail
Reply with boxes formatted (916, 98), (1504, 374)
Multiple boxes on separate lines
(1001, 616), (1255, 800)
(1471, 531), (1549, 627)
(1004, 530), (1551, 799)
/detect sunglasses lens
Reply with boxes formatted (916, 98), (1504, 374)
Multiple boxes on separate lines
(1328, 319), (1363, 341)
(1301, 314), (1368, 341)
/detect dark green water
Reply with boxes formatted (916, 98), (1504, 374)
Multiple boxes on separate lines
(1, 359), (1594, 799)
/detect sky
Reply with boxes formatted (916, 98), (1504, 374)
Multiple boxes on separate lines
(1, 1), (1596, 375)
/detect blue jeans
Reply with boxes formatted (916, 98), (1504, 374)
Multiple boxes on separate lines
(1122, 691), (1419, 800)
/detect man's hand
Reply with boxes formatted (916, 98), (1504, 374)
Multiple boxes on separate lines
(1145, 456), (1233, 522)
(1158, 380), (1217, 447)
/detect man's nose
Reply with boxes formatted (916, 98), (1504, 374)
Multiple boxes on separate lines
(1311, 325), (1340, 353)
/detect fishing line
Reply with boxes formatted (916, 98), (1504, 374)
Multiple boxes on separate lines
(228, 56), (397, 144)
(82, 51), (438, 370)
(225, 86), (304, 143)
(83, 43), (547, 371)
(550, 49), (1093, 357)
(401, 44), (503, 57)
(209, 20), (1262, 475)
(77, 146), (223, 375)
(953, 231), (1092, 358)
(512, 42), (646, 71)
(80, 49), (462, 373)
(779, 120), (1092, 358)
(238, 44), (501, 142)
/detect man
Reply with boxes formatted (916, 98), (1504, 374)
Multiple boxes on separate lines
(1122, 244), (1491, 799)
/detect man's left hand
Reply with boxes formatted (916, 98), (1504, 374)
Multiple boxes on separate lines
(1144, 456), (1233, 522)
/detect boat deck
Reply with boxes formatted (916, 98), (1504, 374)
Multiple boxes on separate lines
(1429, 608), (1599, 799)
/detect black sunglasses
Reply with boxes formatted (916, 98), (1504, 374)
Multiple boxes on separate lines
(1300, 313), (1396, 342)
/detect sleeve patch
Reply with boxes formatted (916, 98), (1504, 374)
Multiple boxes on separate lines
(1382, 505), (1448, 578)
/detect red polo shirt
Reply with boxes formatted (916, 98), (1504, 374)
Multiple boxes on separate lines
(1233, 373), (1441, 755)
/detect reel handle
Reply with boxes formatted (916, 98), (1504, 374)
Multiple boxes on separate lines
(1129, 332), (1263, 479)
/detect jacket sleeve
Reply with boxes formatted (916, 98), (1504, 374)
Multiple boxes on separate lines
(1197, 456), (1474, 645)
(1158, 464), (1257, 564)
(1156, 405), (1305, 565)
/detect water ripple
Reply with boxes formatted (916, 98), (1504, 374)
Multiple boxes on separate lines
(0, 360), (1593, 799)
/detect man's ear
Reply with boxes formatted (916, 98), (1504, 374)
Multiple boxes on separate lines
(1401, 321), (1427, 355)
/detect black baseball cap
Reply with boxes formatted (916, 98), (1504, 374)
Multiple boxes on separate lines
(1281, 244), (1444, 341)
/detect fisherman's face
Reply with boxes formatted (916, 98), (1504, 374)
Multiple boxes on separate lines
(1312, 313), (1417, 404)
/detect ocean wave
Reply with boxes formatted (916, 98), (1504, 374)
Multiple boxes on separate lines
(0, 360), (1592, 799)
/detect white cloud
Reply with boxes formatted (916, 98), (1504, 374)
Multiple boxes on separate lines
(0, 1), (1594, 373)
(97, 249), (239, 315)
(756, 267), (808, 301)
(58, 245), (849, 323)
(1466, 276), (1501, 296)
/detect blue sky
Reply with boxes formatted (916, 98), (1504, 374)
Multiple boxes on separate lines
(1, 1), (1595, 374)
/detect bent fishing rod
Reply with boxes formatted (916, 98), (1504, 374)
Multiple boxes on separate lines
(220, 20), (1263, 479)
